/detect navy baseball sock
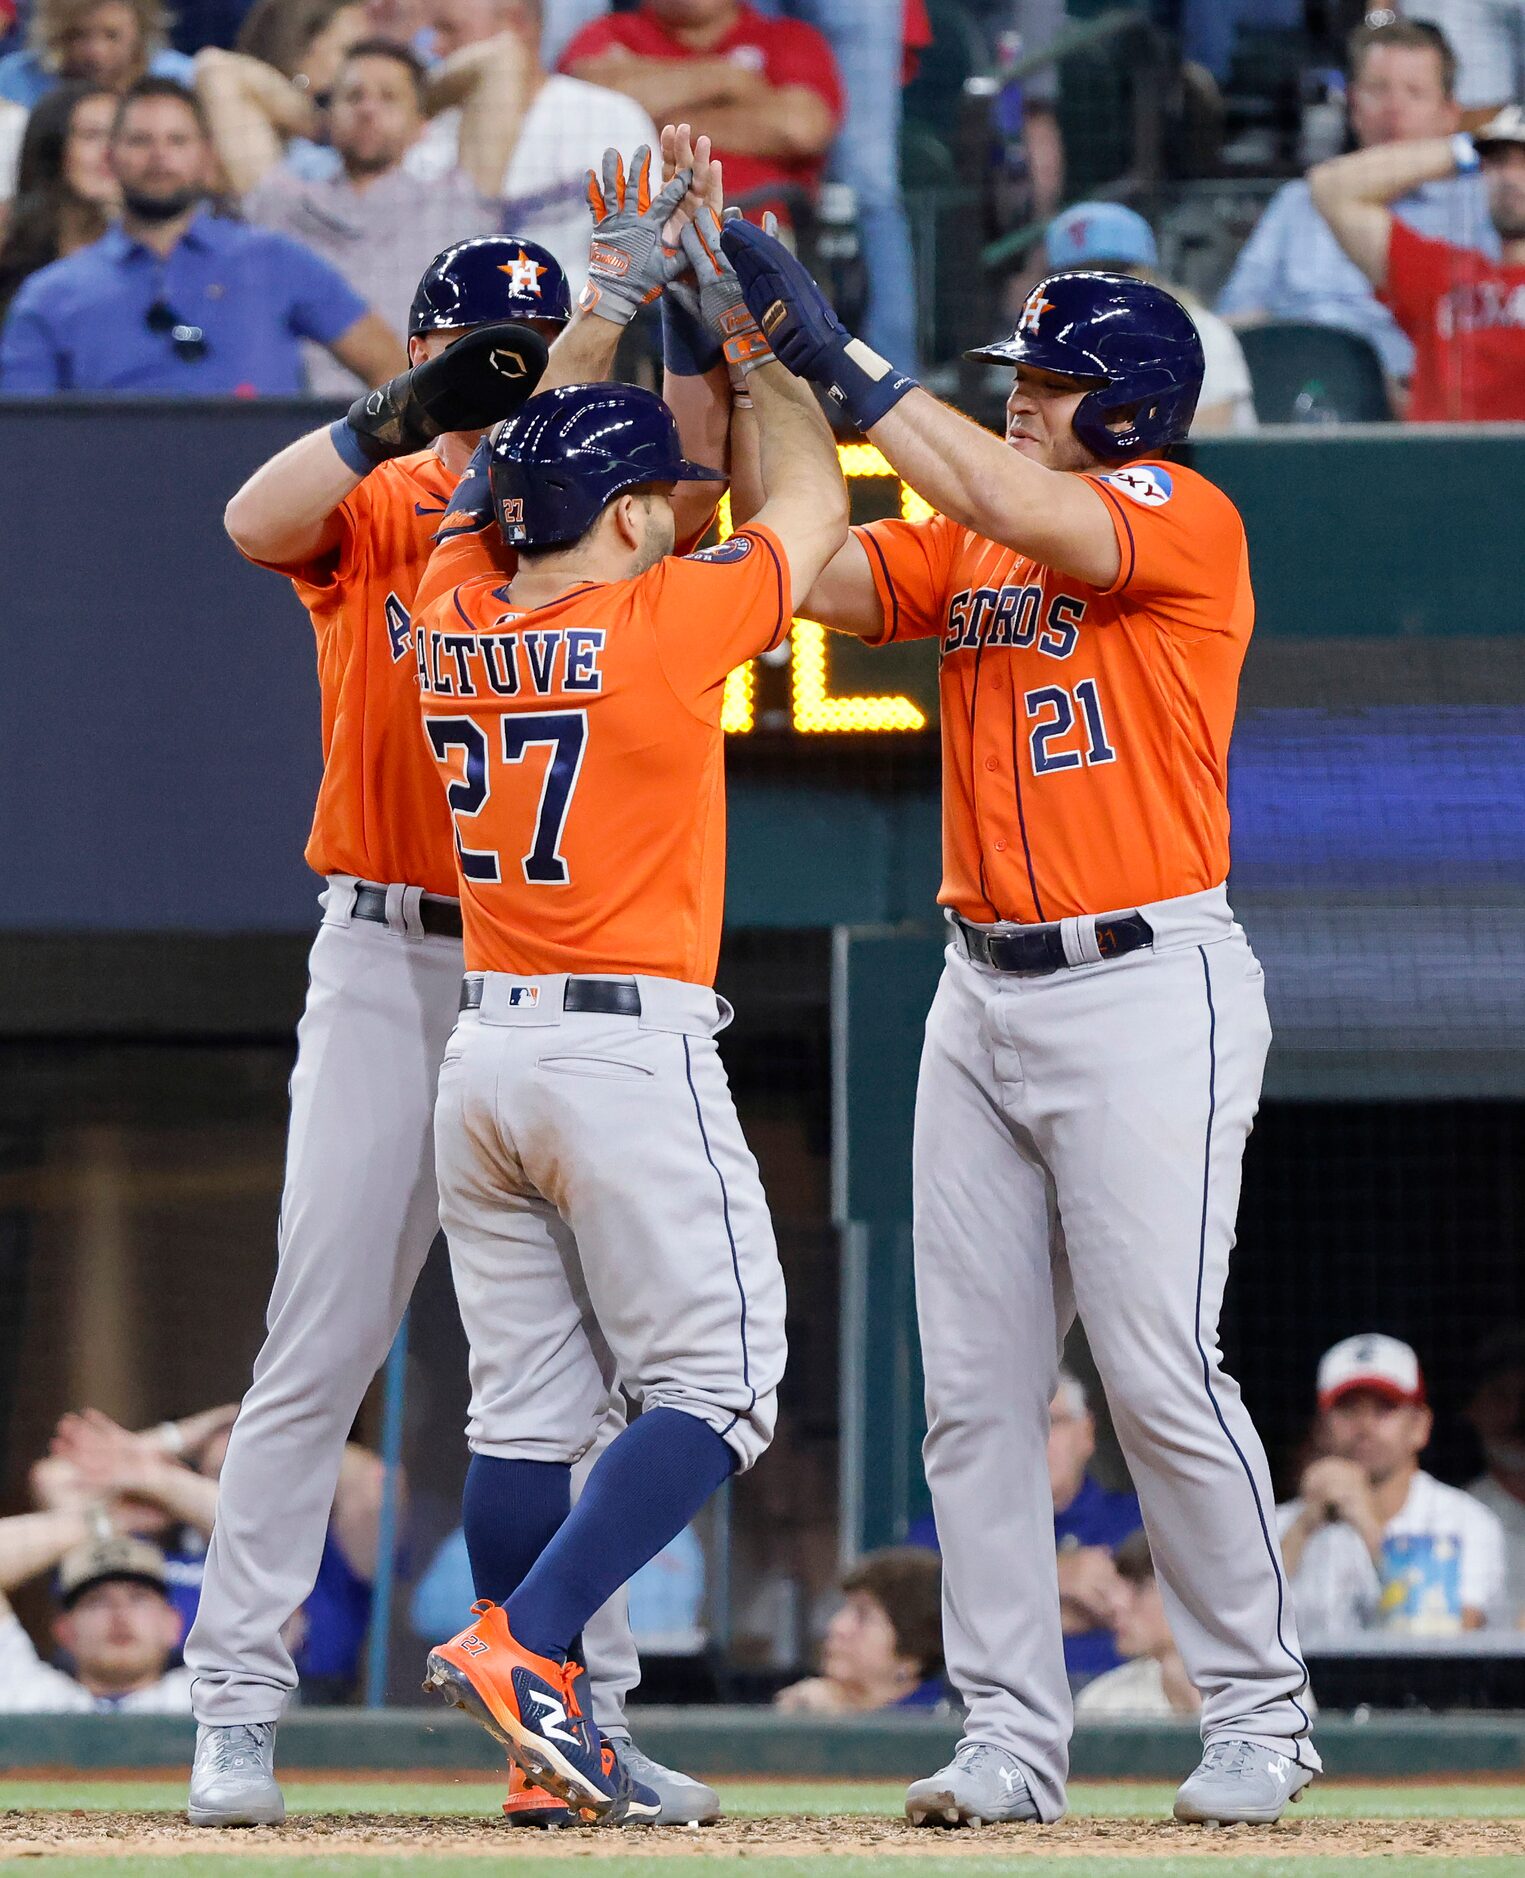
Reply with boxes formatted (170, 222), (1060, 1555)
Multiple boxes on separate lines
(507, 1408), (736, 1660)
(461, 1454), (571, 1608)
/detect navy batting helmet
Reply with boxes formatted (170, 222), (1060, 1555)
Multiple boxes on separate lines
(409, 235), (572, 337)
(490, 383), (720, 550)
(966, 272), (1204, 462)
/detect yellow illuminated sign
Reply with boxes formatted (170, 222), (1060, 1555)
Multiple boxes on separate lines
(716, 447), (929, 736)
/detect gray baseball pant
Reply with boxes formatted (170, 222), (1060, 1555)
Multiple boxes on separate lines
(913, 886), (1319, 1820)
(186, 879), (640, 1726)
(435, 973), (786, 1478)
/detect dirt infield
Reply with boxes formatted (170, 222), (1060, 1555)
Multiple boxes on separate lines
(5, 1812), (1525, 1859)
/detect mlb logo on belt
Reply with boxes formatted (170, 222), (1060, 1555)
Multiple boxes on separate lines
(507, 985), (540, 1008)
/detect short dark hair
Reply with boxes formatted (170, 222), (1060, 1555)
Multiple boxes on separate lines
(1113, 1529), (1155, 1586)
(842, 1547), (943, 1679)
(339, 36), (429, 105)
(1348, 17), (1457, 99)
(112, 75), (211, 139)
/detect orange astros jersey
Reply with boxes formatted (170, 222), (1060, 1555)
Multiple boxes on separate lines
(859, 460), (1252, 924)
(412, 525), (791, 983)
(244, 449), (461, 898)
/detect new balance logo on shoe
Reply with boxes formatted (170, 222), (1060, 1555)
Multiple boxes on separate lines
(529, 1691), (578, 1746)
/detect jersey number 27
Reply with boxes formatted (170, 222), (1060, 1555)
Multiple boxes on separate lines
(424, 712), (587, 885)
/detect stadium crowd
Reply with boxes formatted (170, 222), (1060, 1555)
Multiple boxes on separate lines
(0, 3), (1520, 415)
(5, 1323), (1522, 1711)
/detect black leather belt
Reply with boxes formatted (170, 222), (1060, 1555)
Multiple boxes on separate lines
(953, 909), (1153, 975)
(460, 976), (642, 1017)
(352, 883), (462, 939)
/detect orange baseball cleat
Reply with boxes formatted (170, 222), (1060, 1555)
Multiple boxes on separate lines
(501, 1761), (573, 1828)
(422, 1602), (658, 1824)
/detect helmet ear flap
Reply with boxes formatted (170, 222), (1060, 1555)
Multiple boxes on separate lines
(1071, 380), (1199, 464)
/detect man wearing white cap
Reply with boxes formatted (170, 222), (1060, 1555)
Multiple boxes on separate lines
(1277, 1335), (1506, 1641)
(1043, 201), (1256, 434)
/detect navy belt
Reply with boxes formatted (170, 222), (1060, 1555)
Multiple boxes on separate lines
(460, 976), (642, 1017)
(352, 884), (462, 939)
(953, 910), (1153, 976)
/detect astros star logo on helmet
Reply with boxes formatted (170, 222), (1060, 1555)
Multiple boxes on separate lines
(499, 250), (546, 297)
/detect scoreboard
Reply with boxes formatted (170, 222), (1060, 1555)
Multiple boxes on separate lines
(715, 444), (940, 738)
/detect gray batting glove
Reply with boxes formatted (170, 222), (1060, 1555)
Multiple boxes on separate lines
(673, 206), (777, 373)
(581, 145), (693, 327)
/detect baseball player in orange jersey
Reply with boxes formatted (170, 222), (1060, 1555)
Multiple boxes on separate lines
(407, 205), (848, 1823)
(720, 229), (1320, 1826)
(186, 232), (724, 1830)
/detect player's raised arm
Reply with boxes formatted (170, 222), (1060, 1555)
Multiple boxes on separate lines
(720, 222), (1123, 591)
(656, 126), (734, 546)
(224, 323), (548, 568)
(672, 208), (848, 609)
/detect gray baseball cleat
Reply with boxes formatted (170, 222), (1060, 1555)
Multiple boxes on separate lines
(609, 1738), (721, 1824)
(187, 1721), (285, 1827)
(1174, 1738), (1314, 1824)
(906, 1741), (1040, 1827)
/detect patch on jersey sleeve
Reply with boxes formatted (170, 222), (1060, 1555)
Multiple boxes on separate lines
(686, 534), (756, 565)
(1100, 465), (1173, 507)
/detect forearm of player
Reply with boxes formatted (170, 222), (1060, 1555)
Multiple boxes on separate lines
(748, 363), (850, 609)
(729, 382), (880, 635)
(664, 362), (731, 545)
(540, 306), (624, 390)
(1308, 136), (1466, 286)
(868, 388), (1120, 590)
(224, 425), (363, 566)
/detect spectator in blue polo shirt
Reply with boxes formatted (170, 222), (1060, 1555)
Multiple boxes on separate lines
(0, 75), (403, 393)
(908, 1368), (1141, 1685)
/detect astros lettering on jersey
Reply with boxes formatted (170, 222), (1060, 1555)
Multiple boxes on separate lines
(241, 450), (461, 898)
(857, 460), (1251, 923)
(412, 526), (790, 984)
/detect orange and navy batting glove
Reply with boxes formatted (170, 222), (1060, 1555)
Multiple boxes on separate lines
(720, 218), (918, 431)
(581, 146), (693, 327)
(671, 207), (776, 376)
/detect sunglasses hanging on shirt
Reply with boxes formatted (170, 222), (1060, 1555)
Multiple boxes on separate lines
(144, 300), (209, 363)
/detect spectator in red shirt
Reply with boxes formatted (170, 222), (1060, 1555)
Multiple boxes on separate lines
(558, 0), (842, 218)
(1311, 103), (1525, 421)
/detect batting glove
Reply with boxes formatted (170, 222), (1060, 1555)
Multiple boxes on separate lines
(719, 219), (919, 431)
(663, 207), (777, 378)
(332, 322), (547, 474)
(582, 146), (693, 327)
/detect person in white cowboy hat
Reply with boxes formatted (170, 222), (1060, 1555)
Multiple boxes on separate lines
(1277, 1334), (1506, 1641)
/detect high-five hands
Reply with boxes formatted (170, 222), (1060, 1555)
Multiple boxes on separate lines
(675, 207), (776, 375)
(582, 144), (693, 327)
(720, 218), (921, 430)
